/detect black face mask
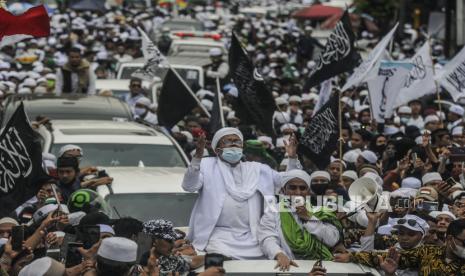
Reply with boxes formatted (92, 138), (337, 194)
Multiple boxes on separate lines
(311, 184), (327, 195)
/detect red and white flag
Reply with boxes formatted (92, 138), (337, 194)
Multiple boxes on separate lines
(0, 5), (50, 48)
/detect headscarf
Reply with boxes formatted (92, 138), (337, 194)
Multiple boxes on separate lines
(211, 127), (243, 150)
(58, 144), (83, 157)
(280, 169), (311, 189)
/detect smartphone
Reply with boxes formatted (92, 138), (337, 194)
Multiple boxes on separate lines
(80, 225), (100, 249)
(46, 248), (61, 261)
(446, 177), (457, 188)
(11, 225), (24, 252)
(204, 253), (224, 269)
(65, 242), (83, 268)
(97, 170), (106, 178)
(417, 201), (439, 212)
(412, 152), (418, 163)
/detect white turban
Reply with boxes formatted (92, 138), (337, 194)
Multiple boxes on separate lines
(211, 127), (243, 150)
(58, 144), (83, 157)
(280, 169), (311, 188)
(310, 171), (330, 181)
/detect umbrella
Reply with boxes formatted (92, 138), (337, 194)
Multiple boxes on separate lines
(293, 4), (343, 20)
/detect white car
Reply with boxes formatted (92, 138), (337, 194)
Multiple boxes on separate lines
(96, 166), (196, 226)
(167, 39), (227, 59)
(38, 120), (189, 168)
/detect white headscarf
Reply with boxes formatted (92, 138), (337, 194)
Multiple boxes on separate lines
(280, 169), (311, 188)
(58, 144), (83, 157)
(211, 127), (243, 150)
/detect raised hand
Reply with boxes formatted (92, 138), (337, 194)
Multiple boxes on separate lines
(378, 247), (399, 276)
(284, 133), (298, 159)
(194, 134), (206, 159)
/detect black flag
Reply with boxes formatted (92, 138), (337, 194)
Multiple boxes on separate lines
(0, 103), (49, 217)
(208, 87), (224, 134)
(304, 11), (360, 90)
(298, 93), (339, 169)
(229, 33), (276, 136)
(157, 68), (199, 129)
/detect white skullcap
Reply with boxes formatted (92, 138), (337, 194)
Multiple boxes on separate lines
(45, 73), (56, 80)
(209, 48), (222, 56)
(211, 127), (243, 150)
(401, 177), (421, 189)
(19, 257), (65, 276)
(18, 87), (32, 94)
(360, 150), (378, 164)
(201, 99), (213, 111)
(422, 172), (442, 185)
(390, 187), (417, 199)
(398, 106), (412, 114)
(275, 97), (288, 106)
(280, 169), (311, 188)
(429, 210), (457, 220)
(342, 170), (358, 181)
(359, 90), (369, 97)
(384, 125), (400, 136)
(0, 217), (19, 226)
(307, 93), (319, 101)
(452, 126), (463, 136)
(341, 96), (353, 107)
(58, 144), (83, 157)
(98, 224), (115, 235)
(68, 211), (86, 226)
(276, 137), (286, 148)
(34, 86), (47, 94)
(288, 95), (302, 103)
(195, 89), (214, 99)
(33, 204), (69, 223)
(180, 131), (194, 143)
(310, 171), (330, 181)
(378, 224), (393, 236)
(136, 96), (151, 107)
(97, 237), (137, 263)
(280, 123), (297, 132)
(343, 149), (362, 163)
(449, 104), (465, 116)
(258, 136), (274, 149)
(393, 214), (429, 236)
(424, 115), (439, 124)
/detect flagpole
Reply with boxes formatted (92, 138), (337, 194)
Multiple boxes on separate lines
(427, 38), (444, 126)
(216, 77), (225, 127)
(337, 87), (344, 184)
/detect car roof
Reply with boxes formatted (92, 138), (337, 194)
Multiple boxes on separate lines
(50, 120), (173, 145)
(171, 39), (225, 48)
(121, 56), (210, 68)
(1, 95), (132, 124)
(95, 79), (131, 90)
(96, 167), (189, 199)
(195, 260), (381, 275)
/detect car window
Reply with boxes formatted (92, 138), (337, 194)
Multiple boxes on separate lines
(121, 66), (200, 90)
(51, 143), (187, 167)
(106, 193), (197, 226)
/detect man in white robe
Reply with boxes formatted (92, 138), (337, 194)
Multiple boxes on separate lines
(182, 127), (301, 260)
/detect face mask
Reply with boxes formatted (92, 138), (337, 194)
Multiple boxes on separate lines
(453, 239), (465, 259)
(0, 238), (7, 246)
(400, 117), (410, 124)
(221, 147), (243, 164)
(311, 184), (327, 195)
(135, 107), (146, 116)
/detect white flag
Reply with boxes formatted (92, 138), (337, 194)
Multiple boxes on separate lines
(394, 42), (436, 107)
(314, 79), (333, 114)
(342, 23), (399, 92)
(132, 27), (169, 81)
(438, 45), (465, 101)
(367, 60), (413, 122)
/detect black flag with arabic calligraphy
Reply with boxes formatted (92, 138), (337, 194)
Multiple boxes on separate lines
(304, 11), (360, 90)
(298, 93), (339, 169)
(229, 32), (276, 136)
(0, 103), (49, 217)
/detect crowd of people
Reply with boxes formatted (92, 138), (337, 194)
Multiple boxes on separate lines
(1, 1), (465, 276)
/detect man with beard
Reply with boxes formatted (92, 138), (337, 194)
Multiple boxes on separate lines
(55, 47), (96, 95)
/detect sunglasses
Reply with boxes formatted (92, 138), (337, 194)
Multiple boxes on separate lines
(397, 219), (425, 233)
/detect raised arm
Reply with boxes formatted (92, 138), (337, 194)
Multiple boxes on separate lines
(182, 134), (206, 192)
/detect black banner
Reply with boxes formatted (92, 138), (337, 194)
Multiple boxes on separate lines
(157, 68), (199, 129)
(0, 103), (48, 217)
(229, 33), (276, 136)
(304, 11), (360, 90)
(298, 94), (339, 169)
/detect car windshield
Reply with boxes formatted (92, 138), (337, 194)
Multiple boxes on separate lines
(105, 193), (197, 226)
(120, 66), (200, 89)
(51, 143), (186, 167)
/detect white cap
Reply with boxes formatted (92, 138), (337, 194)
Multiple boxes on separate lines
(424, 115), (439, 124)
(97, 237), (137, 263)
(343, 149), (362, 163)
(0, 217), (19, 226)
(393, 214), (429, 236)
(180, 131), (194, 143)
(258, 136), (274, 149)
(449, 104), (465, 116)
(310, 171), (330, 181)
(18, 87), (32, 94)
(360, 150), (378, 164)
(280, 123), (297, 132)
(452, 126), (463, 136)
(390, 187), (418, 198)
(209, 48), (222, 57)
(33, 204), (69, 223)
(98, 224), (115, 235)
(401, 177), (421, 189)
(201, 99), (213, 111)
(58, 144), (83, 157)
(422, 172), (442, 185)
(19, 257), (65, 276)
(288, 95), (302, 103)
(275, 97), (288, 106)
(429, 210), (457, 220)
(398, 106), (412, 114)
(384, 125), (400, 136)
(342, 170), (358, 181)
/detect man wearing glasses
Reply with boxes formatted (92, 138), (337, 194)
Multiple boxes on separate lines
(182, 127), (301, 260)
(335, 219), (465, 276)
(125, 78), (145, 111)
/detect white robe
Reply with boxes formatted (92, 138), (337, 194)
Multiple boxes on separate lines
(182, 157), (301, 259)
